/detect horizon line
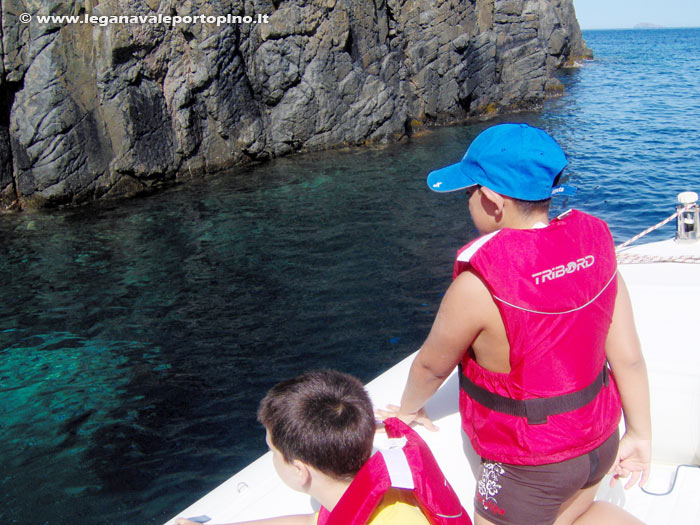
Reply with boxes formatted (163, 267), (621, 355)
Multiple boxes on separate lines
(581, 25), (700, 31)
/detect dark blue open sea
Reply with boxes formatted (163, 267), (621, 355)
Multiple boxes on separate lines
(1, 28), (699, 524)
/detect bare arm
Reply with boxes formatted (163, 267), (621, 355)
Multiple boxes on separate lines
(605, 274), (652, 488)
(174, 514), (317, 525)
(391, 270), (489, 426)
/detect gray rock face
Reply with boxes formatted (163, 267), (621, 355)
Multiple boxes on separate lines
(0, 0), (591, 208)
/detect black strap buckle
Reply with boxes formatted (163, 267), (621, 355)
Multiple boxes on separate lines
(524, 399), (549, 425)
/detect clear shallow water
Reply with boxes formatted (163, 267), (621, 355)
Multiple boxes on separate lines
(1, 28), (699, 524)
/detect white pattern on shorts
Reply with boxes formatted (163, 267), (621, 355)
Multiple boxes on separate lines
(478, 461), (505, 510)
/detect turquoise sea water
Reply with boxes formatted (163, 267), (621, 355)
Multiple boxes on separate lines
(1, 28), (699, 523)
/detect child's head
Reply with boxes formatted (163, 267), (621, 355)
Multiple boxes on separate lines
(427, 123), (568, 232)
(426, 123), (567, 198)
(257, 369), (375, 481)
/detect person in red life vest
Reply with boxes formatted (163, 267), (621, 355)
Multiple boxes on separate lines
(378, 124), (651, 525)
(175, 369), (471, 525)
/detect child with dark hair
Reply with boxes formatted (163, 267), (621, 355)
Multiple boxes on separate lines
(175, 370), (468, 525)
(257, 369), (376, 483)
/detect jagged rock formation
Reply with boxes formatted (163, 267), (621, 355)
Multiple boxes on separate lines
(0, 0), (591, 209)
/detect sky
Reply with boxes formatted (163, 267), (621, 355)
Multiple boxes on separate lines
(573, 0), (700, 30)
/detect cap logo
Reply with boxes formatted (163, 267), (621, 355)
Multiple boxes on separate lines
(551, 185), (576, 197)
(531, 255), (595, 285)
(432, 182), (443, 188)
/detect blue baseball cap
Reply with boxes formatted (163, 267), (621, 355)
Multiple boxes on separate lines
(427, 123), (573, 200)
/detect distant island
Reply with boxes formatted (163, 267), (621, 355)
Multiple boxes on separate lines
(634, 23), (666, 29)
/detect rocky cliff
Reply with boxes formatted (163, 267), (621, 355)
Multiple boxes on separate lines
(0, 0), (590, 209)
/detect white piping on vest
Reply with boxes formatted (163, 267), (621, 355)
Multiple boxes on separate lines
(456, 230), (501, 263)
(493, 270), (619, 315)
(457, 223), (547, 263)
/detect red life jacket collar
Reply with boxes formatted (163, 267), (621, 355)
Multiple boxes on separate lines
(317, 418), (471, 525)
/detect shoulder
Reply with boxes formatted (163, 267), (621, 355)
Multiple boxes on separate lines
(560, 209), (612, 232)
(560, 210), (616, 254)
(453, 230), (504, 279)
(439, 268), (494, 326)
(456, 230), (502, 264)
(449, 268), (491, 301)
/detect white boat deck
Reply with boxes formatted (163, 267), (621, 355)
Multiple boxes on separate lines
(167, 234), (700, 525)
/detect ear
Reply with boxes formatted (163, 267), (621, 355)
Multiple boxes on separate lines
(479, 187), (505, 215)
(292, 459), (313, 488)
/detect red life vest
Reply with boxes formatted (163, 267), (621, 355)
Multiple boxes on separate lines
(454, 210), (622, 465)
(317, 418), (471, 525)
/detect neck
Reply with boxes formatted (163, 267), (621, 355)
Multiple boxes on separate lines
(309, 474), (353, 511)
(499, 206), (550, 231)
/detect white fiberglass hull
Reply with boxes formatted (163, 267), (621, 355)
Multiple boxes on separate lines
(167, 235), (700, 525)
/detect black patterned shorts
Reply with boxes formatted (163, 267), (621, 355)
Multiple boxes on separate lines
(474, 429), (619, 525)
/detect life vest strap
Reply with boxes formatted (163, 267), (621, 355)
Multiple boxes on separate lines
(458, 365), (609, 425)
